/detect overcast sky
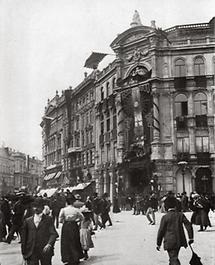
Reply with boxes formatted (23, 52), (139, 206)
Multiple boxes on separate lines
(0, 0), (214, 159)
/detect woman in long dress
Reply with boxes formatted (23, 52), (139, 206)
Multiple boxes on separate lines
(59, 194), (84, 265)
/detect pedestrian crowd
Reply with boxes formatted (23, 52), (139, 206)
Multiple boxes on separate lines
(0, 188), (214, 265)
(0, 189), (117, 265)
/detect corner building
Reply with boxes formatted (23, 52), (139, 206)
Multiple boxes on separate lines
(41, 13), (215, 198)
(95, 14), (215, 197)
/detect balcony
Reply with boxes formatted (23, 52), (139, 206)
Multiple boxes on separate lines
(176, 116), (187, 130)
(174, 77), (186, 90)
(196, 152), (210, 165)
(176, 152), (190, 162)
(194, 75), (206, 88)
(195, 115), (207, 127)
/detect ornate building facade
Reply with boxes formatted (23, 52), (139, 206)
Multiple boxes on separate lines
(41, 13), (215, 197)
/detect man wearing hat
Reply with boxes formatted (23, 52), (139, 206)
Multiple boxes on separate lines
(156, 196), (194, 265)
(21, 200), (58, 265)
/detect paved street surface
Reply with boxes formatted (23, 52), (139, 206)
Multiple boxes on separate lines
(1, 211), (215, 265)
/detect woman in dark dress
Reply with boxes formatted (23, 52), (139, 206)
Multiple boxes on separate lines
(190, 193), (211, 231)
(59, 194), (84, 265)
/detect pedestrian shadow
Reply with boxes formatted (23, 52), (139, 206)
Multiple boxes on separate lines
(84, 254), (120, 264)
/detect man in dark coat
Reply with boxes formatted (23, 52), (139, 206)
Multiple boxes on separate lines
(5, 194), (26, 244)
(21, 200), (58, 265)
(157, 196), (194, 265)
(0, 196), (12, 237)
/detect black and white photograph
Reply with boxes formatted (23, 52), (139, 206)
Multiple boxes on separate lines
(0, 0), (215, 264)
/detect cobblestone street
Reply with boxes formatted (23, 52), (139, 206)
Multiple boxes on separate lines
(1, 211), (215, 265)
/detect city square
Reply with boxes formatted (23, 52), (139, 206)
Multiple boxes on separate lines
(1, 1), (215, 264)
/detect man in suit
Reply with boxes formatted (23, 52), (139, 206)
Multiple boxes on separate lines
(21, 199), (59, 265)
(156, 195), (194, 265)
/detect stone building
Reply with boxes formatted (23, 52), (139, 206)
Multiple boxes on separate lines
(94, 13), (215, 197)
(41, 91), (66, 187)
(41, 13), (215, 197)
(67, 72), (96, 185)
(0, 147), (43, 195)
(0, 147), (14, 195)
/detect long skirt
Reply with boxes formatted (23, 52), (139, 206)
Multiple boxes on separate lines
(61, 221), (84, 263)
(191, 209), (211, 227)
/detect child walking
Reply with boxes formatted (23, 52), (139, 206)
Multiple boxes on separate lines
(80, 208), (94, 260)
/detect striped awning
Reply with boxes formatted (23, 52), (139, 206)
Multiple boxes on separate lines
(44, 172), (56, 181)
(55, 171), (61, 179)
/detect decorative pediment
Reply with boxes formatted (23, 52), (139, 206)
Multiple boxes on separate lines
(110, 26), (153, 50)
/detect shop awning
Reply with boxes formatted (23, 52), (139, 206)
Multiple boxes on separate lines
(65, 182), (92, 192)
(55, 171), (61, 179)
(37, 188), (57, 198)
(44, 172), (56, 181)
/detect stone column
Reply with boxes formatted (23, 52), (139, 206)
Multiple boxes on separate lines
(152, 92), (160, 142)
(115, 93), (124, 163)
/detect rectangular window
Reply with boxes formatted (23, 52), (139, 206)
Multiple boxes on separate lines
(196, 136), (209, 152)
(113, 115), (117, 129)
(177, 138), (189, 153)
(107, 118), (110, 132)
(101, 122), (104, 135)
(101, 87), (104, 101)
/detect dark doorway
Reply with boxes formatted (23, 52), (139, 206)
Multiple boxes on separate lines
(129, 168), (149, 193)
(195, 167), (212, 194)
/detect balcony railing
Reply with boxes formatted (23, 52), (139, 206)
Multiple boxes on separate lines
(195, 115), (207, 127)
(174, 77), (186, 89)
(176, 152), (190, 162)
(194, 75), (207, 88)
(196, 152), (210, 165)
(176, 116), (187, 130)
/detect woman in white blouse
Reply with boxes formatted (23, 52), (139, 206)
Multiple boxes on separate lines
(59, 193), (84, 265)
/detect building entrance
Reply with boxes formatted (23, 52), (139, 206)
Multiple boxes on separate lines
(128, 168), (150, 194)
(195, 167), (212, 194)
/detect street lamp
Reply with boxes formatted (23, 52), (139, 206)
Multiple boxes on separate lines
(178, 161), (188, 193)
(201, 175), (208, 194)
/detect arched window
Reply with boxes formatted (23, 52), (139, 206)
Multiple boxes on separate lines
(175, 58), (186, 77)
(194, 56), (205, 76)
(175, 94), (188, 117)
(194, 92), (207, 115)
